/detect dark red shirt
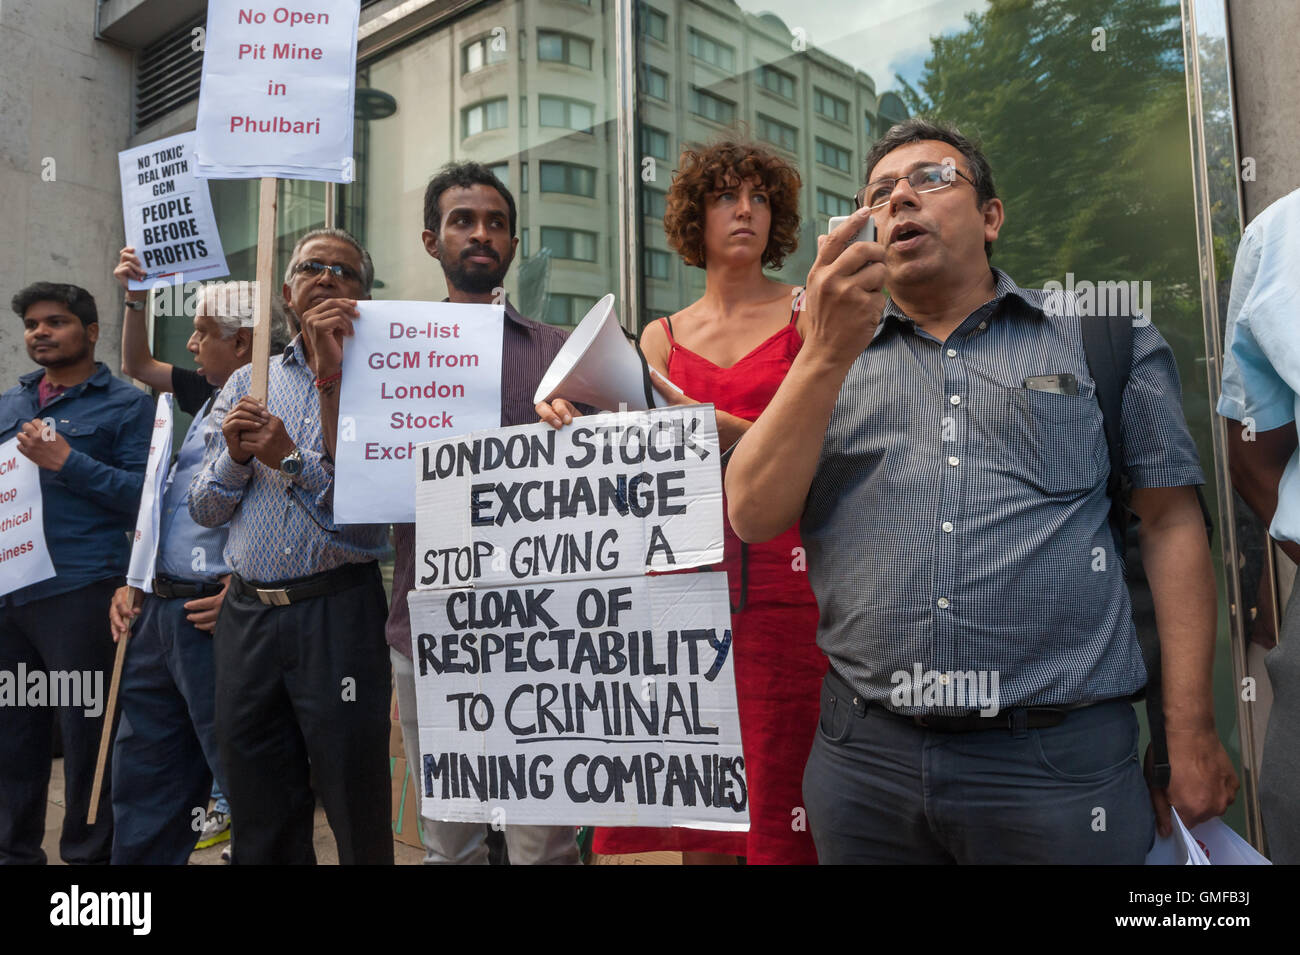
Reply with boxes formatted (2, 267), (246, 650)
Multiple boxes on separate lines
(386, 299), (589, 657)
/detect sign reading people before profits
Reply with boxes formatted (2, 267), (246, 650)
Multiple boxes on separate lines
(413, 407), (724, 589)
(406, 573), (748, 828)
(194, 0), (360, 182)
(125, 395), (175, 593)
(118, 133), (229, 289)
(0, 436), (56, 599)
(334, 301), (504, 524)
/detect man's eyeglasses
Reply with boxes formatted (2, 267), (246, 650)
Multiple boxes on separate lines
(292, 260), (363, 284)
(857, 163), (975, 211)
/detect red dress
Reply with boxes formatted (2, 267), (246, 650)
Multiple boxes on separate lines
(590, 310), (825, 864)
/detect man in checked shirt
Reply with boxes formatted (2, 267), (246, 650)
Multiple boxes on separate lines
(727, 119), (1238, 864)
(189, 228), (392, 865)
(308, 162), (586, 865)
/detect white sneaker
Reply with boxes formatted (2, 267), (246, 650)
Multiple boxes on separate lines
(196, 810), (231, 849)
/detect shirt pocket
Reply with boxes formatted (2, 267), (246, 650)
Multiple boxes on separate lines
(55, 419), (110, 459)
(997, 386), (1107, 496)
(0, 412), (23, 443)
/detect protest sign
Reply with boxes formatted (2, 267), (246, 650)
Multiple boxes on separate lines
(406, 572), (747, 828)
(0, 436), (56, 598)
(334, 301), (504, 524)
(194, 0), (360, 182)
(118, 133), (229, 290)
(125, 395), (175, 593)
(413, 407), (723, 589)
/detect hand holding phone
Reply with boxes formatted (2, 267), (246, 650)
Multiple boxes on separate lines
(828, 215), (877, 244)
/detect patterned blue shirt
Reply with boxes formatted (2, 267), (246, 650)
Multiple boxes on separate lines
(801, 269), (1204, 713)
(156, 395), (231, 582)
(188, 336), (389, 582)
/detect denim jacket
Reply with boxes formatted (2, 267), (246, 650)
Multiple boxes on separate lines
(0, 362), (155, 606)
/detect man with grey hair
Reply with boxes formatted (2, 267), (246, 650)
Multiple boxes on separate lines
(108, 248), (288, 863)
(189, 227), (394, 865)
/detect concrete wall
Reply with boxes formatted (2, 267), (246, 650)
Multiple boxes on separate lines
(0, 0), (134, 387)
(1227, 0), (1300, 220)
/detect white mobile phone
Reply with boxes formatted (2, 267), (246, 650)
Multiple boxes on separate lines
(828, 215), (876, 243)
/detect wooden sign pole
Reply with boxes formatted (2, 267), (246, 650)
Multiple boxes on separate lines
(86, 630), (130, 825)
(251, 176), (279, 403)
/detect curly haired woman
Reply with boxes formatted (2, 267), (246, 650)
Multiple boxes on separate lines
(590, 140), (824, 864)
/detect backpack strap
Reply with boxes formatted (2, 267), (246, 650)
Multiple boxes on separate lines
(1080, 314), (1132, 558)
(1080, 314), (1170, 788)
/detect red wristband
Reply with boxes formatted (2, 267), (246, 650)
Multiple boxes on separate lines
(314, 370), (342, 389)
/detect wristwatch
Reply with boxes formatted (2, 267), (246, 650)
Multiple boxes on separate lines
(279, 448), (303, 476)
(124, 298), (145, 311)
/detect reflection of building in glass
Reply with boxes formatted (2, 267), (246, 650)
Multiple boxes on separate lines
(349, 0), (620, 329)
(348, 0), (906, 330)
(637, 1), (908, 324)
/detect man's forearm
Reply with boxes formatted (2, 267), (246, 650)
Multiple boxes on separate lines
(1141, 513), (1219, 730)
(725, 349), (852, 542)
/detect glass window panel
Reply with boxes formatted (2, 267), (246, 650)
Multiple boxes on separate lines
(816, 188), (853, 217)
(644, 65), (669, 100)
(759, 65), (795, 99)
(540, 161), (596, 197)
(813, 87), (850, 124)
(642, 186), (667, 219)
(690, 87), (735, 125)
(641, 4), (667, 43)
(538, 32), (565, 62)
(645, 248), (672, 280)
(688, 28), (734, 71)
(641, 125), (669, 160)
(757, 113), (797, 151)
(815, 138), (851, 173)
(345, 1), (617, 336)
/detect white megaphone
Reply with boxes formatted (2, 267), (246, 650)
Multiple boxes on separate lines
(533, 293), (680, 411)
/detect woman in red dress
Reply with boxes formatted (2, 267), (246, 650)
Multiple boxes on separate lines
(544, 141), (824, 864)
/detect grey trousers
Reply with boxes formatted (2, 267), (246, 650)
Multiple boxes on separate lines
(803, 671), (1155, 864)
(1261, 587), (1300, 864)
(389, 647), (582, 865)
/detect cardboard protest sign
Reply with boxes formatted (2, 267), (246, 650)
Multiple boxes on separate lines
(0, 436), (56, 598)
(194, 0), (360, 182)
(118, 133), (229, 289)
(334, 301), (504, 524)
(125, 395), (175, 593)
(413, 407), (723, 589)
(407, 572), (748, 829)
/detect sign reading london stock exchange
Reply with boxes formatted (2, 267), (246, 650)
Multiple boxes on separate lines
(406, 407), (749, 830)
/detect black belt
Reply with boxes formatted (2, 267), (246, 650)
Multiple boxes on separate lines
(231, 561), (376, 607)
(824, 669), (1090, 733)
(152, 575), (224, 600)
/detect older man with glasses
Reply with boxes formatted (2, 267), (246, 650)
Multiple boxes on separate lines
(727, 118), (1238, 864)
(189, 228), (393, 865)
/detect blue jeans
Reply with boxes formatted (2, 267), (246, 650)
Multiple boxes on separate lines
(802, 673), (1155, 864)
(111, 593), (229, 864)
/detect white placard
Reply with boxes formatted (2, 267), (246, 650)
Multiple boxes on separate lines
(118, 133), (230, 290)
(334, 301), (504, 524)
(407, 572), (748, 829)
(194, 0), (360, 182)
(125, 395), (175, 592)
(414, 407), (724, 590)
(0, 437), (56, 598)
